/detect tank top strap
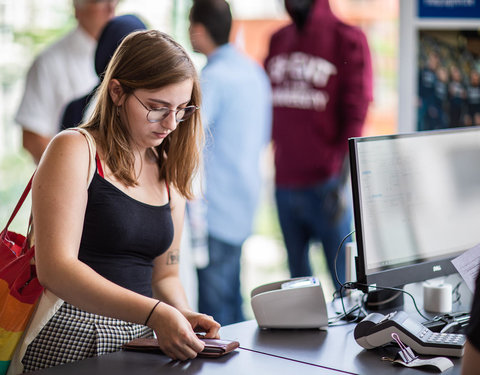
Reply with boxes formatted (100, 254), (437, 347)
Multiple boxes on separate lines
(96, 154), (104, 178)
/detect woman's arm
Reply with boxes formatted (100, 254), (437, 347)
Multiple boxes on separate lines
(150, 188), (220, 341)
(151, 189), (190, 309)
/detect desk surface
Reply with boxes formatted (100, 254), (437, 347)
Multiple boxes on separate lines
(24, 288), (468, 375)
(24, 342), (346, 375)
(24, 318), (463, 375)
(220, 319), (462, 375)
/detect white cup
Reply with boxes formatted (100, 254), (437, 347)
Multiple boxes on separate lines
(423, 282), (452, 314)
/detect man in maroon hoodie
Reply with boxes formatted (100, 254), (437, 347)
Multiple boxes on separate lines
(265, 0), (373, 287)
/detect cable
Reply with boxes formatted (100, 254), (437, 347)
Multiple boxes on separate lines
(331, 228), (432, 323)
(333, 229), (355, 288)
(330, 230), (360, 323)
(365, 291), (403, 307)
(329, 282), (367, 325)
(452, 281), (462, 305)
(331, 281), (430, 323)
(355, 283), (430, 321)
(328, 302), (362, 325)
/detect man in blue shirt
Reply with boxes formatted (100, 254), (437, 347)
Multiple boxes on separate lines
(188, 0), (272, 325)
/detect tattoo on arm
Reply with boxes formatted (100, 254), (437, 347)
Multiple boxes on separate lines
(166, 249), (180, 265)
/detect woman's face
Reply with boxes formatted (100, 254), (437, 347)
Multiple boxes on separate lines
(121, 79), (194, 149)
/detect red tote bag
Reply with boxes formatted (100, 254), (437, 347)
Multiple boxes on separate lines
(0, 175), (43, 374)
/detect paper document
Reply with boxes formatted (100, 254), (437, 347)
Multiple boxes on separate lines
(451, 243), (480, 292)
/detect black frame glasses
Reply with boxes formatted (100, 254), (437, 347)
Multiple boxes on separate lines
(132, 92), (198, 123)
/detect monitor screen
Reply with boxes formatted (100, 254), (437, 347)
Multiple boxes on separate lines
(349, 127), (480, 290)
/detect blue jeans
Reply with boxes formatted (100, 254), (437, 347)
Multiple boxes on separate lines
(197, 235), (245, 326)
(275, 177), (353, 286)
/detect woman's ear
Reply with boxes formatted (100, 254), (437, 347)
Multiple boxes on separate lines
(108, 79), (126, 106)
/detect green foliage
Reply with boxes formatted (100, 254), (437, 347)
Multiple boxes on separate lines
(13, 19), (75, 55)
(0, 151), (35, 234)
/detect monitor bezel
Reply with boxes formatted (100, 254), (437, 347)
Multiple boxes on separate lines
(349, 128), (477, 291)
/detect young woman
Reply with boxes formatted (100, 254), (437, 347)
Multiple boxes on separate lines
(27, 30), (220, 371)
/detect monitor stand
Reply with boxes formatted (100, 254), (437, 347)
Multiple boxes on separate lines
(365, 288), (404, 310)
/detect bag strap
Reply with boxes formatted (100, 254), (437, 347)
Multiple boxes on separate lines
(3, 173), (34, 232)
(69, 127), (97, 184)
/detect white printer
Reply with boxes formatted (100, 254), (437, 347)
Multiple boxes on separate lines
(250, 277), (328, 329)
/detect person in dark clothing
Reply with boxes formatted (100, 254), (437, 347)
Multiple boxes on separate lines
(61, 14), (147, 130)
(429, 65), (449, 130)
(465, 69), (480, 126)
(448, 64), (466, 128)
(264, 0), (373, 286)
(418, 50), (438, 131)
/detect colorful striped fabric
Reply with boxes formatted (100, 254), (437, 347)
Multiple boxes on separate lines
(0, 175), (43, 374)
(0, 241), (43, 374)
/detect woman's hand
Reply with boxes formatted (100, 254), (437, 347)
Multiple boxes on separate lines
(181, 310), (221, 339)
(148, 302), (205, 361)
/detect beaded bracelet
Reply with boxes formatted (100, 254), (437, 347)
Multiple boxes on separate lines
(144, 300), (161, 326)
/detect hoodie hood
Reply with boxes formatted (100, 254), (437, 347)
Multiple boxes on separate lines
(285, 0), (314, 30)
(95, 14), (147, 78)
(306, 0), (337, 28)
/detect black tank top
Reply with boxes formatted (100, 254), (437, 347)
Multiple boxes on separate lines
(78, 167), (174, 297)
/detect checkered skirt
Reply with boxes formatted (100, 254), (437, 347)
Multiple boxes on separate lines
(22, 302), (153, 372)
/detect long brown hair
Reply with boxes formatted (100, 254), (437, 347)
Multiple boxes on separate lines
(82, 30), (203, 199)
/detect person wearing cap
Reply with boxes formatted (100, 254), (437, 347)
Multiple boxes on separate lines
(15, 0), (118, 164)
(60, 14), (147, 130)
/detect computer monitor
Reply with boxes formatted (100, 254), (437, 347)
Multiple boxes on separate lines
(349, 127), (480, 294)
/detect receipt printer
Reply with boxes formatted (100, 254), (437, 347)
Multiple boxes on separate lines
(250, 277), (328, 329)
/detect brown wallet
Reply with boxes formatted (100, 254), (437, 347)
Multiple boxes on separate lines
(122, 337), (240, 358)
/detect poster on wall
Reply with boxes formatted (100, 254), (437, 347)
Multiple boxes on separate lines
(412, 0), (480, 131)
(417, 30), (480, 131)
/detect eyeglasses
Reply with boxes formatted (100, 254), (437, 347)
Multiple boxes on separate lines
(132, 92), (198, 123)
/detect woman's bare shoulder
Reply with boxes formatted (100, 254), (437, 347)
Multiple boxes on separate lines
(42, 129), (91, 162)
(35, 129), (93, 186)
